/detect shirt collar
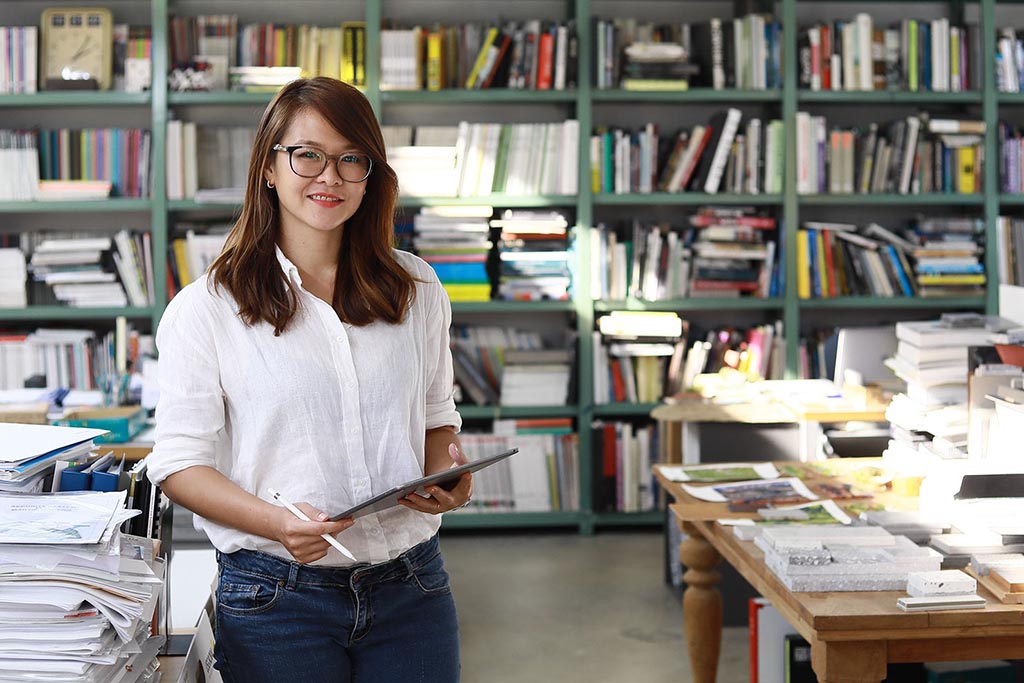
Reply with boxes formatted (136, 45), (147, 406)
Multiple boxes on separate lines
(274, 245), (303, 286)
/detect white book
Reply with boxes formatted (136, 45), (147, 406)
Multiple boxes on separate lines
(703, 108), (743, 194)
(857, 14), (873, 91)
(560, 119), (579, 195)
(165, 120), (184, 201)
(182, 121), (198, 200)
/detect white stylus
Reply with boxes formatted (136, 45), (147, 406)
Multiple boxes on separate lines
(267, 488), (357, 562)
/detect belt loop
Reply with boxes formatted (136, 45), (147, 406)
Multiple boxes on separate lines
(286, 562), (299, 590)
(400, 551), (416, 579)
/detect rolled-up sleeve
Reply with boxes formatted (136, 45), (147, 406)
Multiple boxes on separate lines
(423, 274), (462, 433)
(147, 288), (225, 486)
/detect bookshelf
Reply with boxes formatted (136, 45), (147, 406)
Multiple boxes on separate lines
(2, 0), (1016, 533)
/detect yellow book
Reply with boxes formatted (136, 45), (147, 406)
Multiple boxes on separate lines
(341, 22), (367, 86)
(426, 31), (444, 91)
(797, 231), (811, 299)
(958, 146), (976, 193)
(950, 29), (960, 90)
(917, 274), (986, 286)
(172, 239), (192, 286)
(465, 27), (498, 89)
(815, 230), (828, 298)
(546, 453), (561, 511)
(275, 28), (286, 67)
(443, 284), (491, 301)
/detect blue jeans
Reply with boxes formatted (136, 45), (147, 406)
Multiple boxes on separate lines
(213, 535), (459, 682)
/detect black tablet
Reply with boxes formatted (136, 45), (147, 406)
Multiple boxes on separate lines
(329, 448), (518, 520)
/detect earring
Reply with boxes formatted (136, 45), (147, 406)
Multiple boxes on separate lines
(266, 180), (275, 189)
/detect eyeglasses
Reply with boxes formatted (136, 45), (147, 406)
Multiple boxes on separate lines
(272, 144), (373, 182)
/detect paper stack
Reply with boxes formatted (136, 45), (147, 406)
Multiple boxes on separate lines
(0, 423), (107, 494)
(756, 525), (942, 592)
(883, 314), (1004, 468)
(0, 490), (165, 682)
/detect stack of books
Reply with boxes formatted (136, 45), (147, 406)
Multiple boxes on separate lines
(883, 315), (995, 466)
(412, 207), (492, 303)
(493, 209), (570, 301)
(592, 311), (685, 404)
(913, 217), (986, 297)
(688, 208), (778, 298)
(0, 249), (26, 308)
(997, 27), (1024, 92)
(619, 41), (697, 91)
(385, 125), (459, 197)
(500, 348), (573, 407)
(168, 226), (229, 296)
(228, 66), (301, 92)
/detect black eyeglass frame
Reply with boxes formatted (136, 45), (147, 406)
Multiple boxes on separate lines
(271, 144), (373, 182)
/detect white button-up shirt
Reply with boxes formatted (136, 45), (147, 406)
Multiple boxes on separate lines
(148, 247), (461, 565)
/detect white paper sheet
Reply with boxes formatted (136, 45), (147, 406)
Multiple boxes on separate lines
(681, 477), (818, 503)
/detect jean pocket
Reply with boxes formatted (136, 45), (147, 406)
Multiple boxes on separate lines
(217, 569), (284, 616)
(406, 552), (452, 596)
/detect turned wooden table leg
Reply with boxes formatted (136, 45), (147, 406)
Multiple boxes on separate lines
(679, 520), (722, 683)
(812, 639), (887, 683)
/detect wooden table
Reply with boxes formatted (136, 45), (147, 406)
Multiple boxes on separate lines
(654, 464), (1024, 683)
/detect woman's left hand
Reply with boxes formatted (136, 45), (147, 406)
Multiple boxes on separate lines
(399, 443), (474, 515)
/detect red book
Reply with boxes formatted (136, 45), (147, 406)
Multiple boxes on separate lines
(690, 280), (760, 292)
(609, 358), (626, 402)
(535, 31), (555, 90)
(821, 24), (832, 90)
(602, 423), (616, 479)
(689, 214), (777, 229)
(822, 229), (837, 297)
(677, 126), (713, 191)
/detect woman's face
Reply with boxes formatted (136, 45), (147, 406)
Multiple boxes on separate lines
(264, 108), (368, 239)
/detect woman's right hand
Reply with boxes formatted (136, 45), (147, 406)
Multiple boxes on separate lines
(272, 502), (355, 564)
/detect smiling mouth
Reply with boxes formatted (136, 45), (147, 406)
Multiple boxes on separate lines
(309, 194), (342, 202)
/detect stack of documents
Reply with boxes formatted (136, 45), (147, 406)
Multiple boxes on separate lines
(0, 490), (165, 682)
(0, 423), (107, 494)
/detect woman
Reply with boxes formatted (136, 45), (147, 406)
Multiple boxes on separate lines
(148, 77), (469, 682)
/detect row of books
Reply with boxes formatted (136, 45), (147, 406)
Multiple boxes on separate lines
(799, 16), (980, 93)
(592, 111), (784, 196)
(595, 15), (782, 91)
(996, 215), (1024, 287)
(795, 114), (984, 195)
(0, 26), (36, 94)
(997, 28), (1024, 92)
(592, 312), (685, 405)
(167, 227), (229, 297)
(168, 16), (366, 85)
(590, 208), (781, 301)
(797, 218), (986, 299)
(0, 326), (142, 391)
(999, 121), (1024, 193)
(165, 122), (252, 201)
(385, 120), (579, 198)
(450, 324), (574, 408)
(456, 429), (579, 513)
(381, 20), (577, 91)
(591, 421), (657, 513)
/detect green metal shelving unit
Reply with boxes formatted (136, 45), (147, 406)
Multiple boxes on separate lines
(2, 0), (1012, 533)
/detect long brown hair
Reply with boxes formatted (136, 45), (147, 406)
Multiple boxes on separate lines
(209, 77), (415, 335)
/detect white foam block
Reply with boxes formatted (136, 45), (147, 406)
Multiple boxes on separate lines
(897, 594), (985, 612)
(907, 570), (977, 597)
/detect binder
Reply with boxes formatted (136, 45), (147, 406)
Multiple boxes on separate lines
(60, 453), (113, 492)
(90, 454), (126, 492)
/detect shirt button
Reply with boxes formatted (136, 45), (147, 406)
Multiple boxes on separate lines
(370, 528), (380, 536)
(336, 336), (344, 342)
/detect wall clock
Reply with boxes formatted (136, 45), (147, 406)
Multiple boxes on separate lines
(41, 7), (113, 90)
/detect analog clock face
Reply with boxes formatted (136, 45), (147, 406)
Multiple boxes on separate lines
(42, 8), (113, 90)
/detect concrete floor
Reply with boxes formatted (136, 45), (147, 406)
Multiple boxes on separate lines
(442, 530), (749, 683)
(170, 530), (750, 682)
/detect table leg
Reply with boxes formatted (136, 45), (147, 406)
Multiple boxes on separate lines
(679, 520), (722, 683)
(811, 639), (886, 683)
(799, 419), (822, 462)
